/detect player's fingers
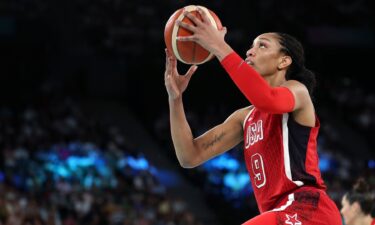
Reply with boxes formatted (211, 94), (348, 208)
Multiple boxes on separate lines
(183, 11), (204, 27)
(176, 20), (196, 33)
(165, 50), (174, 78)
(165, 61), (171, 79)
(176, 35), (196, 42)
(165, 48), (170, 57)
(166, 48), (177, 60)
(165, 49), (169, 69)
(170, 56), (179, 76)
(196, 7), (210, 24)
(185, 65), (198, 79)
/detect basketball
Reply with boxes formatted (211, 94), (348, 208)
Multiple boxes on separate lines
(164, 5), (222, 65)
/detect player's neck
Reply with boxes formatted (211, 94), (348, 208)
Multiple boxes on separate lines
(355, 215), (373, 225)
(264, 71), (286, 87)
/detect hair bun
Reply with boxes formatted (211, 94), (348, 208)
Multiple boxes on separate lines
(353, 177), (370, 193)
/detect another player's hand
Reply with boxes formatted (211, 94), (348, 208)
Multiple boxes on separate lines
(164, 49), (198, 100)
(176, 7), (227, 55)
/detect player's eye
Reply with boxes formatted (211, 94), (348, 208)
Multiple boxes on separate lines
(259, 42), (267, 48)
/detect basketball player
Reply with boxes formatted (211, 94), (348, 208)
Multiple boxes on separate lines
(164, 7), (342, 225)
(341, 178), (375, 225)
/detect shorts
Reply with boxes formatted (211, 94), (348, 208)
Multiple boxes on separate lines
(242, 187), (342, 225)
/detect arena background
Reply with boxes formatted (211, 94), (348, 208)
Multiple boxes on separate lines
(1, 0), (374, 224)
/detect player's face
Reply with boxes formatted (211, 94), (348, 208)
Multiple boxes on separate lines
(245, 33), (285, 77)
(340, 195), (358, 225)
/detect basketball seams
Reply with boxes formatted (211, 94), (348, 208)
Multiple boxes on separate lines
(172, 10), (187, 64)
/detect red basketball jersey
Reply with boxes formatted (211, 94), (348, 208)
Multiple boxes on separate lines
(243, 107), (326, 213)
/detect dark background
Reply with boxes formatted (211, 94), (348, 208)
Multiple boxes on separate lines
(2, 0), (374, 115)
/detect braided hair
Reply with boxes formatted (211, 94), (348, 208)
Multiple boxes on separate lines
(275, 33), (316, 96)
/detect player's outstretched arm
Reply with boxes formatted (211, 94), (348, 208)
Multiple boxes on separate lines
(169, 101), (247, 168)
(165, 49), (247, 168)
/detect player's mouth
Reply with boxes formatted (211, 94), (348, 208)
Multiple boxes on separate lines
(245, 59), (254, 66)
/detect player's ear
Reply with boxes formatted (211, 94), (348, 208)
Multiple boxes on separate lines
(351, 202), (361, 213)
(277, 55), (292, 70)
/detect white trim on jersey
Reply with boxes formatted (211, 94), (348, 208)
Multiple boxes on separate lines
(243, 106), (255, 130)
(271, 193), (295, 212)
(282, 113), (304, 187)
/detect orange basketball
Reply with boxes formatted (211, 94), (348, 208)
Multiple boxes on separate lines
(164, 5), (222, 65)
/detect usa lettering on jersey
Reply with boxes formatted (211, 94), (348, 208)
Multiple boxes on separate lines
(245, 120), (263, 148)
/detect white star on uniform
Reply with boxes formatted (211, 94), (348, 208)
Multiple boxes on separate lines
(285, 213), (302, 225)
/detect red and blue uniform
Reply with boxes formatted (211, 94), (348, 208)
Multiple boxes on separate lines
(220, 52), (342, 225)
(242, 107), (341, 225)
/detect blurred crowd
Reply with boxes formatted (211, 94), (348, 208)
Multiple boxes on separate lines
(1, 0), (375, 224)
(0, 97), (202, 225)
(324, 77), (375, 148)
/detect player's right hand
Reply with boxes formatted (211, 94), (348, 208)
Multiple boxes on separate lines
(164, 48), (198, 100)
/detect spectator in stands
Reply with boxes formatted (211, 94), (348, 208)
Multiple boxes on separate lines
(341, 178), (375, 225)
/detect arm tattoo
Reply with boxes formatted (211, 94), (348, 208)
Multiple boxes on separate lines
(202, 132), (225, 150)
